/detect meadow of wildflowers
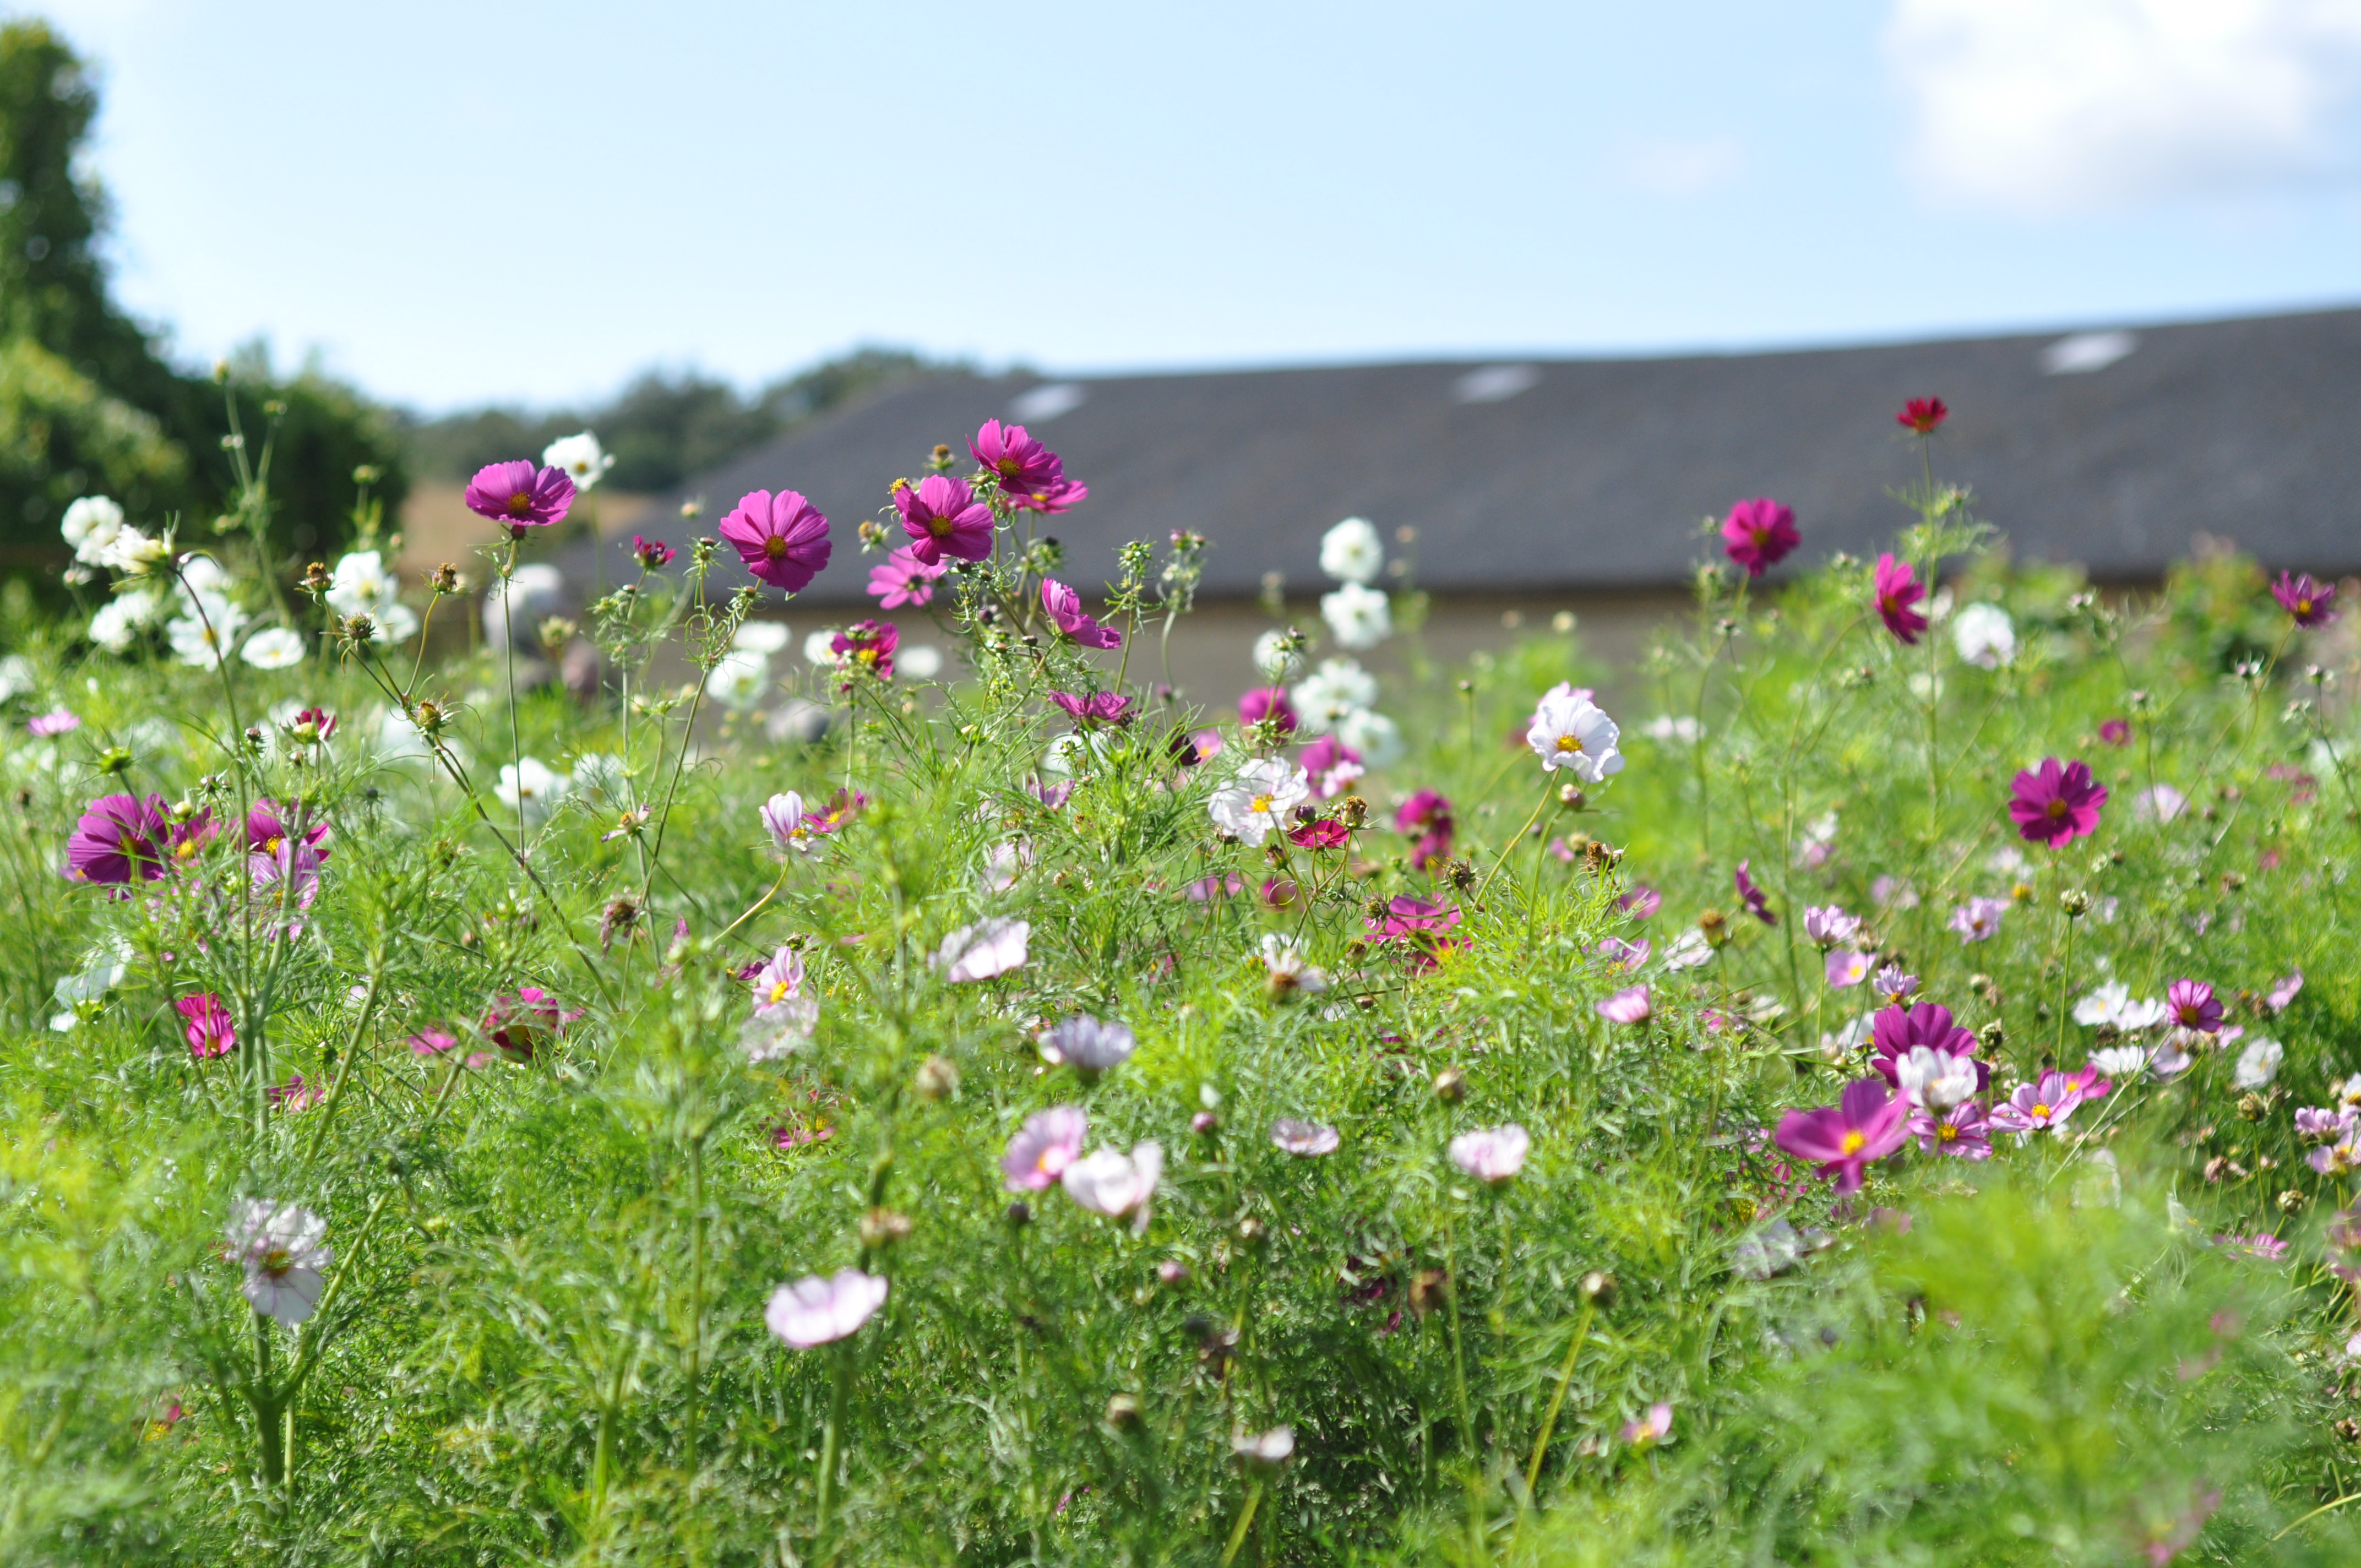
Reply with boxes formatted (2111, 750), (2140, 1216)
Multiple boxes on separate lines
(4, 392), (2361, 1567)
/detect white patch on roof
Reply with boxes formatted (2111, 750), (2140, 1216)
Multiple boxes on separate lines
(1451, 364), (1542, 404)
(2040, 330), (2139, 375)
(1009, 382), (1087, 422)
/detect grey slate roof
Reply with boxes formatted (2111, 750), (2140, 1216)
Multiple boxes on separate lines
(584, 306), (2361, 605)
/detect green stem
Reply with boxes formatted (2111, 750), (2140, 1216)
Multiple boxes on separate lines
(815, 1341), (855, 1545)
(1524, 1297), (1597, 1496)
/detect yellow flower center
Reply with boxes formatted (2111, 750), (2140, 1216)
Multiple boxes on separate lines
(1555, 735), (1580, 752)
(260, 1246), (292, 1278)
(1250, 793), (1273, 814)
(507, 492), (532, 516)
(929, 516), (953, 536)
(2298, 597), (2314, 615)
(264, 835), (284, 856)
(768, 981), (792, 1005)
(1840, 1130), (1865, 1156)
(2046, 798), (2067, 818)
(764, 535), (788, 558)
(2032, 1103), (2050, 1120)
(1938, 1123), (1957, 1142)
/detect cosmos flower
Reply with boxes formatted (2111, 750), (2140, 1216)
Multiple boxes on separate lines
(931, 918), (1030, 983)
(1320, 581), (1392, 650)
(1287, 817), (1349, 850)
(226, 1199), (333, 1325)
(2165, 979), (2222, 1033)
(464, 460), (575, 528)
(970, 420), (1080, 511)
(1949, 897), (2005, 943)
(1873, 553), (1928, 644)
(1526, 683), (1624, 781)
(28, 707), (78, 737)
(2099, 718), (2131, 745)
(1238, 685), (1299, 734)
(866, 546), (945, 608)
(2296, 1107), (2357, 1142)
(480, 987), (573, 1062)
(1721, 497), (1799, 577)
(2271, 570), (2337, 628)
(895, 475), (994, 563)
(2008, 758), (2107, 847)
(1598, 936), (1651, 972)
(1908, 1101), (1990, 1159)
(240, 627), (307, 668)
(1661, 929), (1711, 969)
(1271, 1118), (1341, 1156)
(61, 494), (126, 564)
(1894, 397), (1947, 434)
(1596, 984), (1651, 1024)
(2072, 982), (2167, 1030)
(1894, 1046), (1980, 1112)
(762, 791), (829, 854)
(541, 431), (614, 492)
(63, 793), (170, 885)
(1260, 932), (1329, 996)
(1319, 516), (1384, 584)
(2234, 1037), (2283, 1090)
(1003, 1105), (1089, 1191)
(496, 758), (569, 824)
(1803, 905), (1860, 948)
(1233, 1427), (1296, 1465)
(1733, 861), (1776, 925)
(166, 598), (251, 668)
(1618, 884), (1662, 920)
(248, 798), (330, 861)
(1292, 657), (1378, 733)
(1209, 759), (1311, 846)
(2266, 970), (2304, 1011)
(1988, 1070), (2086, 1135)
(1049, 690), (1134, 727)
(1395, 788), (1454, 870)
(1038, 1015), (1137, 1072)
(1826, 950), (1872, 989)
(1951, 602), (2015, 668)
(720, 489), (833, 592)
(632, 534), (674, 569)
(1621, 1402), (1675, 1446)
(177, 993), (236, 1059)
(829, 619), (898, 683)
(765, 1269), (888, 1347)
(1869, 1003), (1979, 1087)
(1062, 1142), (1164, 1232)
(1774, 1079), (1908, 1193)
(1041, 577), (1122, 649)
(1449, 1124), (1530, 1183)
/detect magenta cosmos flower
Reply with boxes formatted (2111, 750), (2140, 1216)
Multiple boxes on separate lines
(1298, 734), (1363, 799)
(1618, 884), (1662, 920)
(1721, 498), (1799, 578)
(2008, 757), (2106, 847)
(1774, 1077), (1908, 1193)
(631, 534), (674, 569)
(719, 489), (831, 593)
(1395, 788), (1454, 870)
(866, 546), (946, 609)
(1596, 984), (1651, 1024)
(829, 619), (897, 682)
(64, 792), (170, 885)
(464, 460), (575, 528)
(1049, 690), (1133, 727)
(1873, 553), (1928, 644)
(1003, 1104), (1089, 1190)
(481, 987), (574, 1062)
(248, 797), (330, 861)
(2271, 570), (2337, 628)
(970, 420), (1086, 512)
(894, 475), (994, 564)
(1734, 860), (1776, 924)
(2099, 718), (2131, 745)
(1238, 686), (1297, 733)
(1895, 397), (1947, 435)
(1041, 578), (1122, 649)
(177, 993), (235, 1059)
(2166, 978), (2222, 1033)
(1869, 1002), (1980, 1088)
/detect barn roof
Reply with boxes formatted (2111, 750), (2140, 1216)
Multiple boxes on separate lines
(579, 305), (2361, 605)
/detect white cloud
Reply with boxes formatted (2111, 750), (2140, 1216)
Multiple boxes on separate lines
(1615, 134), (1748, 196)
(1886, 0), (2361, 214)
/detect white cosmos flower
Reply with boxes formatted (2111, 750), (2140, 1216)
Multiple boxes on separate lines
(1252, 629), (1304, 681)
(325, 550), (420, 644)
(1319, 516), (1385, 584)
(239, 626), (307, 669)
(166, 598), (249, 668)
(1320, 581), (1392, 650)
(1893, 1046), (1978, 1112)
(733, 619), (792, 654)
(2071, 982), (2167, 1031)
(483, 563), (564, 651)
(1661, 929), (1711, 969)
(2235, 1036), (2284, 1090)
(1061, 1141), (1163, 1233)
(1292, 657), (1378, 734)
(931, 917), (1030, 983)
(764, 1268), (888, 1347)
(899, 644), (943, 680)
(542, 430), (616, 492)
(707, 647), (772, 711)
(88, 586), (165, 652)
(803, 629), (839, 667)
(1526, 683), (1624, 781)
(1209, 758), (1310, 846)
(1951, 602), (2015, 668)
(61, 495), (126, 565)
(102, 525), (172, 575)
(1334, 707), (1403, 767)
(569, 752), (630, 802)
(496, 756), (569, 823)
(0, 653), (29, 701)
(225, 1199), (333, 1326)
(2091, 1044), (2149, 1081)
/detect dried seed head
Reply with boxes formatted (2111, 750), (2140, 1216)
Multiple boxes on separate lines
(1408, 1268), (1449, 1317)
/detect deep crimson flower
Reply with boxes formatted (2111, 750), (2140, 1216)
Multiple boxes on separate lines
(830, 620), (897, 683)
(1395, 788), (1454, 870)
(2008, 757), (2107, 847)
(632, 534), (674, 569)
(1873, 553), (1928, 644)
(1238, 687), (1297, 733)
(1895, 397), (1948, 435)
(481, 987), (575, 1062)
(894, 475), (994, 564)
(2099, 718), (2131, 745)
(1721, 498), (1799, 578)
(866, 546), (946, 609)
(1774, 1077), (1909, 1194)
(719, 489), (832, 592)
(1042, 578), (1122, 649)
(247, 797), (331, 862)
(970, 420), (1085, 513)
(1288, 818), (1349, 850)
(2166, 978), (2222, 1033)
(464, 460), (575, 528)
(2271, 570), (2337, 627)
(63, 792), (170, 885)
(1733, 859), (1776, 924)
(1869, 1001), (1981, 1088)
(1048, 690), (1134, 727)
(177, 993), (235, 1060)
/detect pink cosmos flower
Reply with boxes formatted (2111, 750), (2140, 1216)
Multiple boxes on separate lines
(1367, 895), (1462, 970)
(894, 474), (994, 563)
(1042, 577), (1122, 649)
(1873, 553), (1928, 644)
(1288, 818), (1349, 850)
(1048, 690), (1134, 727)
(2271, 570), (2337, 627)
(63, 793), (170, 885)
(1184, 728), (1225, 766)
(247, 839), (323, 938)
(1721, 497), (1799, 578)
(970, 420), (1084, 512)
(829, 619), (898, 683)
(765, 1268), (888, 1347)
(1598, 936), (1651, 972)
(1298, 734), (1363, 799)
(2295, 1106), (2355, 1142)
(1826, 950), (1871, 989)
(1734, 860), (1776, 925)
(247, 797), (330, 861)
(1988, 1070), (2085, 1134)
(481, 987), (574, 1062)
(1238, 687), (1297, 734)
(408, 1028), (459, 1057)
(225, 1199), (331, 1325)
(1258, 876), (1302, 910)
(761, 791), (831, 855)
(1621, 1402), (1674, 1446)
(720, 489), (832, 593)
(2009, 758), (2107, 847)
(1448, 1124), (1530, 1183)
(268, 1073), (325, 1112)
(1271, 1118), (1341, 1156)
(1803, 904), (1860, 949)
(931, 918), (1029, 983)
(1396, 789), (1454, 870)
(1774, 1078), (1909, 1193)
(1949, 897), (2005, 943)
(464, 460), (575, 528)
(177, 993), (235, 1059)
(1871, 966), (1919, 1006)
(1185, 871), (1247, 901)
(2266, 970), (2303, 1011)
(1596, 984), (1651, 1023)
(1869, 1003), (1979, 1088)
(2099, 718), (2131, 745)
(1037, 1015), (1136, 1072)
(2215, 1232), (2288, 1260)
(2165, 979), (2222, 1033)
(161, 810), (217, 870)
(1908, 1101), (1992, 1159)
(631, 534), (674, 569)
(1617, 884), (1662, 920)
(27, 707), (77, 737)
(1002, 1105), (1089, 1190)
(866, 546), (946, 608)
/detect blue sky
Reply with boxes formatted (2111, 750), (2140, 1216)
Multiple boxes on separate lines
(34, 0), (2361, 410)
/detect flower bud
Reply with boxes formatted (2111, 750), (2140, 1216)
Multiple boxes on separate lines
(1236, 1215), (1266, 1245)
(1432, 1066), (1466, 1103)
(1698, 908), (1728, 947)
(1578, 1270), (1617, 1308)
(913, 1054), (960, 1101)
(1408, 1268), (1449, 1317)
(2281, 1188), (2310, 1215)
(1104, 1392), (1143, 1429)
(1191, 1110), (1219, 1136)
(1976, 1021), (2005, 1053)
(302, 560), (331, 595)
(431, 562), (460, 594)
(1005, 1200), (1031, 1229)
(1157, 1259), (1190, 1287)
(1558, 783), (1584, 809)
(859, 1208), (913, 1250)
(2059, 889), (2092, 919)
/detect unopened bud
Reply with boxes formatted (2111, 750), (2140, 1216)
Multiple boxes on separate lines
(1005, 1200), (1031, 1229)
(1104, 1392), (1143, 1429)
(1698, 908), (1728, 946)
(302, 560), (331, 594)
(1157, 1259), (1190, 1287)
(913, 1054), (960, 1101)
(1432, 1066), (1466, 1103)
(1976, 1021), (2005, 1052)
(431, 562), (460, 594)
(1558, 783), (1584, 809)
(1340, 795), (1368, 829)
(859, 1208), (912, 1250)
(2059, 889), (2092, 918)
(1578, 1270), (1617, 1308)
